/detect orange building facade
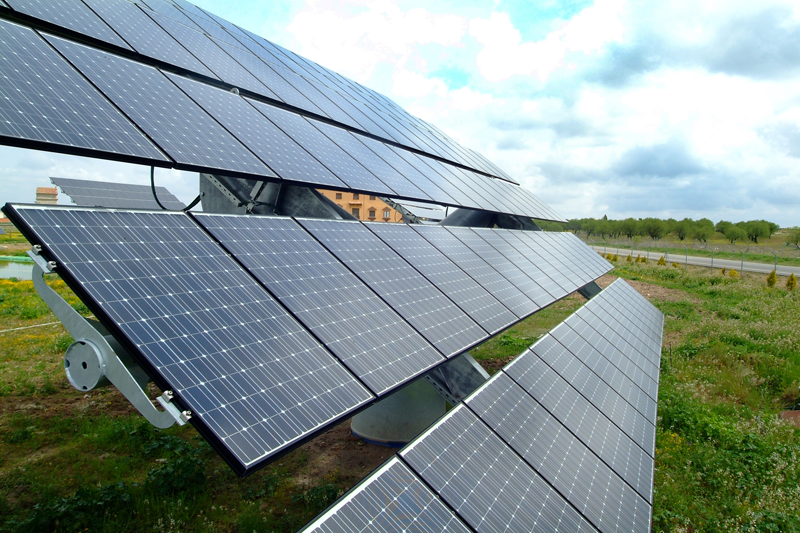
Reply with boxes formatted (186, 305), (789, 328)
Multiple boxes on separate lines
(317, 189), (404, 223)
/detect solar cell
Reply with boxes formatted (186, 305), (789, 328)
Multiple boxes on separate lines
(402, 155), (483, 210)
(366, 223), (516, 335)
(144, 11), (271, 97)
(401, 405), (598, 533)
(507, 232), (582, 293)
(308, 123), (429, 201)
(467, 373), (652, 530)
(137, 0), (203, 30)
(166, 74), (346, 189)
(303, 457), (471, 533)
(0, 20), (168, 163)
(251, 103), (395, 196)
(51, 177), (185, 210)
(82, 0), (216, 78)
(195, 214), (443, 396)
(5, 0), (131, 49)
(445, 227), (552, 306)
(412, 225), (538, 318)
(46, 35), (275, 178)
(6, 205), (372, 475)
(298, 219), (487, 359)
(505, 346), (654, 502)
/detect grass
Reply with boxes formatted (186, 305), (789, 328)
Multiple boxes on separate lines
(0, 260), (798, 532)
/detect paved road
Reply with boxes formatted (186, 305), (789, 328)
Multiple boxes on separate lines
(590, 246), (800, 277)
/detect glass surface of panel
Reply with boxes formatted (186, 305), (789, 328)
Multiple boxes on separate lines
(303, 457), (472, 533)
(196, 214), (443, 395)
(7, 206), (372, 475)
(51, 177), (184, 210)
(83, 0), (216, 77)
(5, 0), (131, 49)
(298, 219), (487, 359)
(0, 20), (168, 162)
(368, 223), (516, 335)
(401, 405), (598, 533)
(46, 35), (274, 178)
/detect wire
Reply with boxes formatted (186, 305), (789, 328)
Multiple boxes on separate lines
(150, 166), (203, 212)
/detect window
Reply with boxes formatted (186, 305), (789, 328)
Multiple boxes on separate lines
(368, 209), (376, 219)
(383, 209), (391, 219)
(352, 193), (360, 200)
(369, 195), (376, 200)
(351, 208), (360, 219)
(335, 192), (342, 199)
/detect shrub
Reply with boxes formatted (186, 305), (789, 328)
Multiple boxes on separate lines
(729, 269), (739, 279)
(657, 255), (666, 266)
(626, 254), (632, 262)
(672, 262), (679, 268)
(612, 254), (618, 261)
(788, 273), (797, 291)
(767, 270), (777, 288)
(606, 253), (613, 261)
(721, 267), (726, 275)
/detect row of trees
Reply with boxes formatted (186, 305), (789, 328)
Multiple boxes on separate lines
(564, 217), (781, 244)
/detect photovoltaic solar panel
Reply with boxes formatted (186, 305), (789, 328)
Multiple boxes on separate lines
(466, 373), (652, 532)
(412, 225), (538, 319)
(145, 11), (271, 98)
(166, 74), (347, 189)
(137, 0), (203, 31)
(46, 35), (275, 179)
(308, 123), (430, 201)
(507, 232), (583, 293)
(251, 103), (395, 196)
(445, 227), (552, 307)
(401, 405), (598, 533)
(5, 205), (373, 475)
(195, 214), (443, 396)
(302, 457), (471, 533)
(82, 0), (217, 78)
(297, 219), (487, 359)
(0, 20), (168, 163)
(506, 346), (654, 504)
(5, 0), (131, 50)
(366, 223), (517, 335)
(51, 177), (185, 211)
(402, 155), (483, 210)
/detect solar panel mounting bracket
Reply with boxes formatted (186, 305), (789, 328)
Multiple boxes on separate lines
(27, 248), (186, 429)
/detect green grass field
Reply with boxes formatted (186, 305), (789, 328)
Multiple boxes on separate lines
(0, 258), (798, 532)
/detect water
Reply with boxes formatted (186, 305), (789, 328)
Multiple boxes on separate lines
(0, 260), (32, 280)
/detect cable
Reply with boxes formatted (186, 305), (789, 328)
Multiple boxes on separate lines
(150, 166), (203, 212)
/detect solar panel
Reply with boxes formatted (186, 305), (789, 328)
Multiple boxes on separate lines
(5, 0), (131, 50)
(51, 177), (185, 210)
(307, 123), (431, 202)
(401, 405), (598, 533)
(0, 227), (5, 235)
(297, 219), (487, 359)
(82, 0), (217, 78)
(5, 205), (373, 475)
(507, 232), (583, 293)
(45, 34), (276, 179)
(391, 201), (447, 221)
(505, 345), (655, 504)
(195, 214), (443, 396)
(144, 11), (271, 98)
(0, 20), (168, 163)
(367, 223), (517, 335)
(136, 0), (203, 31)
(166, 74), (347, 189)
(251, 103), (396, 196)
(445, 227), (552, 307)
(400, 154), (483, 210)
(466, 373), (652, 531)
(412, 225), (538, 319)
(302, 457), (471, 533)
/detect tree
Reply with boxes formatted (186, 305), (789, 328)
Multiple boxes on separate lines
(673, 218), (694, 241)
(618, 218), (639, 240)
(640, 218), (666, 240)
(767, 270), (777, 288)
(743, 220), (770, 244)
(566, 219), (582, 234)
(692, 219), (715, 243)
(766, 221), (780, 238)
(788, 273), (797, 291)
(723, 224), (747, 244)
(788, 227), (800, 250)
(715, 220), (732, 233)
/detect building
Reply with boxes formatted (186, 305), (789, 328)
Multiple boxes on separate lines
(317, 189), (403, 223)
(35, 187), (58, 205)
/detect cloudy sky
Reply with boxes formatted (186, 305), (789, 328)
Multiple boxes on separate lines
(2, 0), (799, 226)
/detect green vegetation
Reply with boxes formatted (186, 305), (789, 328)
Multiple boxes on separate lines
(1, 260), (799, 532)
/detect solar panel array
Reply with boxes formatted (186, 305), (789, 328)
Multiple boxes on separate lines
(0, 0), (566, 220)
(4, 203), (611, 475)
(304, 278), (664, 533)
(51, 177), (185, 210)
